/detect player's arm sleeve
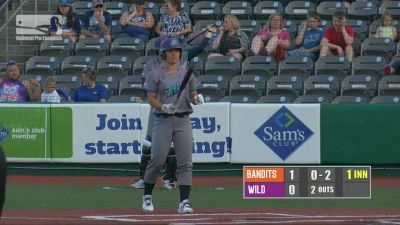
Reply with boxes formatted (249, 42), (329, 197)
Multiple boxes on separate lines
(188, 72), (200, 92)
(187, 36), (210, 60)
(143, 69), (158, 93)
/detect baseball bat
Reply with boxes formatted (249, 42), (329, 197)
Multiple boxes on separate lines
(174, 66), (194, 105)
(186, 24), (217, 44)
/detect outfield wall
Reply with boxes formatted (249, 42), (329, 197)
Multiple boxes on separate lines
(0, 103), (398, 165)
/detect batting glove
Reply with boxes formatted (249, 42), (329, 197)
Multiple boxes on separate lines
(193, 94), (204, 105)
(161, 104), (177, 114)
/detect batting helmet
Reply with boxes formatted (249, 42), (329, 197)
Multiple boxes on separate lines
(160, 38), (183, 53)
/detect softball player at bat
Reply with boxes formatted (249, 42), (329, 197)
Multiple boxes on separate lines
(131, 25), (216, 190)
(141, 37), (204, 213)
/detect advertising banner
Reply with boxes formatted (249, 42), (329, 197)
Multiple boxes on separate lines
(230, 104), (320, 164)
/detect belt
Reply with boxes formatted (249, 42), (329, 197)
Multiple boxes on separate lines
(155, 112), (190, 118)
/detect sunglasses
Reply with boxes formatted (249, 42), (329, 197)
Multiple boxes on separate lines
(94, 4), (103, 8)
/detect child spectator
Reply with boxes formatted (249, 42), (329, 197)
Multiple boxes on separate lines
(288, 13), (324, 61)
(250, 13), (290, 61)
(375, 12), (397, 41)
(320, 11), (355, 62)
(41, 76), (61, 103)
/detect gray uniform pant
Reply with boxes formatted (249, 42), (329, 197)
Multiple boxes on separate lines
(144, 114), (193, 185)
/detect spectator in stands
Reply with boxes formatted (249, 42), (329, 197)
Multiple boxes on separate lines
(0, 60), (41, 103)
(49, 0), (80, 43)
(80, 0), (112, 42)
(288, 13), (324, 61)
(70, 68), (107, 102)
(120, 0), (154, 42)
(209, 15), (249, 62)
(155, 0), (191, 38)
(250, 13), (290, 61)
(41, 76), (61, 103)
(384, 57), (400, 75)
(375, 12), (397, 41)
(0, 146), (6, 218)
(320, 11), (355, 62)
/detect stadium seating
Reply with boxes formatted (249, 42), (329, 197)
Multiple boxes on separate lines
(110, 37), (145, 62)
(253, 1), (284, 20)
(205, 56), (241, 80)
(104, 1), (128, 20)
(238, 20), (262, 39)
(219, 94), (256, 103)
(109, 95), (142, 103)
(119, 76), (145, 99)
(193, 20), (223, 33)
(96, 74), (120, 97)
(71, 1), (92, 17)
(347, 19), (369, 40)
(53, 75), (82, 91)
(229, 75), (266, 101)
(75, 38), (110, 61)
(331, 95), (370, 104)
(61, 56), (96, 76)
(352, 56), (386, 80)
(315, 56), (350, 79)
(222, 1), (253, 20)
(294, 94), (332, 103)
(189, 56), (205, 75)
(133, 56), (157, 76)
(39, 38), (74, 60)
(378, 75), (400, 96)
(303, 75), (340, 99)
(267, 75), (303, 99)
(21, 74), (46, 87)
(144, 2), (160, 18)
(285, 1), (316, 20)
(25, 56), (61, 76)
(370, 95), (400, 104)
(341, 75), (377, 98)
(96, 56), (132, 80)
(145, 38), (159, 56)
(347, 1), (378, 20)
(361, 37), (396, 63)
(191, 1), (222, 22)
(256, 95), (295, 103)
(242, 55), (277, 80)
(316, 1), (347, 19)
(279, 56), (314, 80)
(197, 74), (229, 101)
(379, 1), (400, 19)
(110, 20), (124, 40)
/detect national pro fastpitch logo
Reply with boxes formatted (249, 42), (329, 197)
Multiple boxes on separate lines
(0, 124), (9, 142)
(254, 106), (313, 160)
(16, 15), (62, 41)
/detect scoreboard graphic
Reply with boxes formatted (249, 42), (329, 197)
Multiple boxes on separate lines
(243, 166), (371, 199)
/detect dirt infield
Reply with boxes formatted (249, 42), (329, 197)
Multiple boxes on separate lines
(2, 175), (400, 225)
(6, 175), (400, 187)
(2, 208), (400, 225)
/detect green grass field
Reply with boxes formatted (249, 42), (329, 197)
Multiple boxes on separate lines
(5, 183), (400, 211)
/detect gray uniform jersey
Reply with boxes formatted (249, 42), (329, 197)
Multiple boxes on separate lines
(144, 62), (199, 114)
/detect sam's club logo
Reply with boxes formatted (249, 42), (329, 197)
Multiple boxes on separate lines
(254, 106), (313, 160)
(0, 124), (9, 142)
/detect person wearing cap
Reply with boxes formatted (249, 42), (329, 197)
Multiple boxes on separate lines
(119, 0), (154, 42)
(49, 0), (80, 43)
(155, 0), (191, 38)
(80, 0), (112, 42)
(141, 37), (203, 214)
(0, 61), (41, 103)
(131, 25), (216, 190)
